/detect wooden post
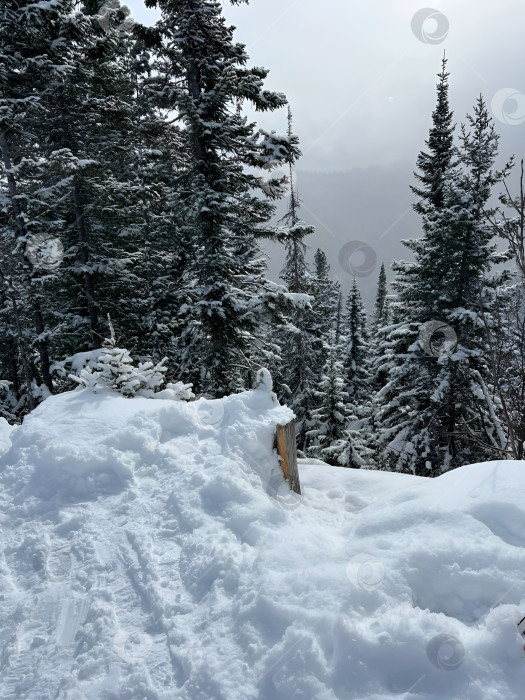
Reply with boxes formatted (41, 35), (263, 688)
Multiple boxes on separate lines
(276, 419), (301, 495)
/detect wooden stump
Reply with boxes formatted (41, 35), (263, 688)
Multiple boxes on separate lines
(276, 420), (301, 495)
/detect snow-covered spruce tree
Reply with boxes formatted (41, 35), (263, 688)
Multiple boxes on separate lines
(368, 58), (457, 473)
(308, 294), (373, 468)
(413, 98), (511, 467)
(371, 52), (456, 368)
(291, 248), (342, 455)
(371, 89), (509, 474)
(0, 0), (192, 410)
(326, 277), (373, 467)
(330, 427), (372, 469)
(98, 32), (193, 367)
(372, 263), (388, 331)
(0, 0), (88, 405)
(342, 277), (371, 410)
(146, 0), (299, 396)
(3, 0), (189, 379)
(411, 54), (455, 214)
(310, 248), (341, 374)
(0, 0), (108, 405)
(40, 4), (171, 362)
(380, 53), (455, 342)
(307, 329), (350, 465)
(367, 263), (392, 396)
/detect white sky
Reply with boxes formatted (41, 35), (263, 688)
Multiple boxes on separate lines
(125, 0), (525, 304)
(127, 0), (525, 172)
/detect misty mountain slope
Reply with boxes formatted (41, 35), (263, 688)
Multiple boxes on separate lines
(263, 164), (420, 307)
(0, 388), (524, 699)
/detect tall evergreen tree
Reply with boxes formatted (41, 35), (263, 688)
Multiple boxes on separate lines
(411, 54), (455, 213)
(371, 76), (509, 474)
(42, 3), (146, 356)
(0, 0), (88, 406)
(368, 263), (391, 396)
(342, 277), (370, 410)
(147, 0), (299, 396)
(372, 263), (388, 329)
(316, 289), (373, 469)
(308, 327), (350, 464)
(0, 0), (193, 414)
(310, 248), (340, 375)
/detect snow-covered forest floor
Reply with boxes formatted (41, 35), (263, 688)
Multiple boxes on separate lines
(0, 387), (524, 699)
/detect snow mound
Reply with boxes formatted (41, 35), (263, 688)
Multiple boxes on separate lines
(0, 388), (524, 699)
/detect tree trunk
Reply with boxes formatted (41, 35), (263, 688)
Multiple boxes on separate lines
(0, 128), (53, 393)
(72, 180), (101, 349)
(0, 269), (36, 409)
(56, 83), (101, 349)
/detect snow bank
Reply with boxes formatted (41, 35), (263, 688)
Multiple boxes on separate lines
(0, 416), (12, 457)
(0, 387), (524, 699)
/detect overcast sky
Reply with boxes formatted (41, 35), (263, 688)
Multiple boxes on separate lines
(127, 0), (525, 306)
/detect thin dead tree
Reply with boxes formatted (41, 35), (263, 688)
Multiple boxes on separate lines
(487, 158), (525, 281)
(477, 162), (525, 459)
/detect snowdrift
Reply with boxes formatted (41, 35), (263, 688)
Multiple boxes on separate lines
(0, 386), (525, 699)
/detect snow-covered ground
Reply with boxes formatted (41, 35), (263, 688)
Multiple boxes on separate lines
(0, 385), (524, 699)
